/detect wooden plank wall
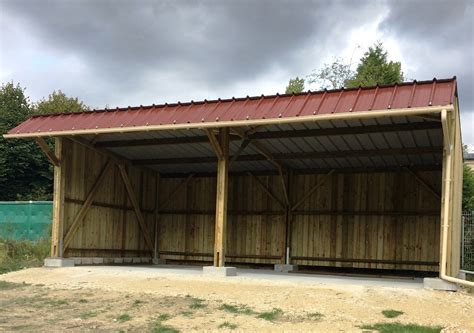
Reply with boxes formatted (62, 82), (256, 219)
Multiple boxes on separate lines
(159, 170), (441, 272)
(61, 140), (441, 272)
(289, 171), (440, 271)
(62, 139), (158, 258)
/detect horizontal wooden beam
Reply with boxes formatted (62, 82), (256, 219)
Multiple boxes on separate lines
(132, 146), (442, 165)
(159, 250), (281, 260)
(95, 121), (440, 148)
(290, 256), (438, 266)
(291, 210), (440, 216)
(159, 165), (442, 178)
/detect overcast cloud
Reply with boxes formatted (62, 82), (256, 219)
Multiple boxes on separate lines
(0, 0), (473, 147)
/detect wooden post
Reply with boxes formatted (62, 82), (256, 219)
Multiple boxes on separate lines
(213, 128), (229, 267)
(51, 137), (65, 257)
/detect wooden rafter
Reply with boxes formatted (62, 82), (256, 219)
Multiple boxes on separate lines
(63, 159), (114, 250)
(404, 167), (441, 200)
(247, 172), (285, 209)
(291, 170), (335, 211)
(230, 139), (250, 163)
(35, 137), (60, 167)
(118, 164), (155, 252)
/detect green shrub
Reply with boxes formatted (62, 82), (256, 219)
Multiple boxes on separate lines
(0, 237), (50, 274)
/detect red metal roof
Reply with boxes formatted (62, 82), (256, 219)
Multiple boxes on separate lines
(5, 78), (457, 137)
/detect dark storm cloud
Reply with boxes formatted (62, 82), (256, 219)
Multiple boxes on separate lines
(379, 0), (474, 113)
(0, 0), (377, 105)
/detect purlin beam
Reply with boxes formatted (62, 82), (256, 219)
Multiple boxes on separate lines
(94, 121), (441, 148)
(132, 146), (442, 166)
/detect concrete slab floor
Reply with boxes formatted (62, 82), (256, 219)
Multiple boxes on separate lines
(72, 264), (424, 289)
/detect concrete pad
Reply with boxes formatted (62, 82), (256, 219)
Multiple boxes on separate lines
(423, 278), (458, 291)
(70, 257), (82, 265)
(44, 257), (75, 268)
(274, 264), (298, 273)
(203, 266), (237, 277)
(92, 257), (104, 265)
(152, 258), (167, 265)
(81, 257), (93, 265)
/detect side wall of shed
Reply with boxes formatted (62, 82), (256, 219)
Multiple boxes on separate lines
(61, 139), (158, 259)
(58, 140), (442, 272)
(159, 170), (441, 272)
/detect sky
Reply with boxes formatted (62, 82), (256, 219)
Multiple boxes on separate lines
(0, 0), (473, 148)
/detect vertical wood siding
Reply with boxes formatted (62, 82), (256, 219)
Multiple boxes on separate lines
(62, 140), (441, 271)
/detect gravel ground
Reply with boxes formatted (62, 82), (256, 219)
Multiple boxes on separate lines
(0, 265), (472, 332)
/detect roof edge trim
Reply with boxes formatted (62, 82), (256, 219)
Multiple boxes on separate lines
(3, 104), (454, 139)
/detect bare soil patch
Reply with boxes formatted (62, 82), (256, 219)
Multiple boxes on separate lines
(0, 266), (472, 332)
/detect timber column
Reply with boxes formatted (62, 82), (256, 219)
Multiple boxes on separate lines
(44, 137), (74, 267)
(51, 137), (65, 257)
(213, 128), (229, 267)
(203, 127), (236, 276)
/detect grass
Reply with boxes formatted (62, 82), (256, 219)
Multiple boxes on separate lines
(257, 308), (283, 321)
(219, 303), (255, 315)
(218, 321), (238, 329)
(189, 297), (206, 309)
(179, 311), (193, 317)
(78, 299), (88, 303)
(360, 323), (443, 333)
(116, 313), (132, 322)
(306, 311), (323, 320)
(80, 311), (98, 319)
(157, 314), (171, 321)
(382, 309), (404, 318)
(0, 280), (28, 290)
(150, 314), (180, 333)
(0, 237), (50, 274)
(44, 299), (69, 307)
(132, 299), (144, 307)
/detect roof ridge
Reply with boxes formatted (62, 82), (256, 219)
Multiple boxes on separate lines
(30, 77), (456, 118)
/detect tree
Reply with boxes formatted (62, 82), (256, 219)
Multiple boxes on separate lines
(34, 90), (89, 114)
(0, 83), (52, 200)
(307, 57), (353, 90)
(463, 145), (474, 212)
(345, 42), (404, 88)
(463, 165), (474, 212)
(285, 77), (305, 94)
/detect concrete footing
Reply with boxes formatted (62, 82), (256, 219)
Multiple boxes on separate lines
(152, 258), (167, 265)
(44, 257), (75, 268)
(274, 264), (298, 273)
(68, 257), (151, 265)
(423, 278), (458, 291)
(202, 266), (237, 277)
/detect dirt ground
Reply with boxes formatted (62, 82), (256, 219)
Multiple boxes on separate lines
(0, 266), (473, 332)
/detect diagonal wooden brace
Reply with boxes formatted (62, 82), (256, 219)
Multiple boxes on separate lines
(35, 137), (60, 167)
(63, 159), (114, 250)
(118, 164), (155, 252)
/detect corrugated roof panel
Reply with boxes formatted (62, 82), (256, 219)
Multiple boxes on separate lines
(4, 78), (450, 138)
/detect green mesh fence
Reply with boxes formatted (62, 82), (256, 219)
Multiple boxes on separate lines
(0, 202), (52, 241)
